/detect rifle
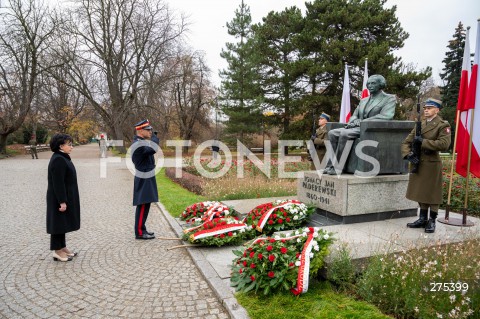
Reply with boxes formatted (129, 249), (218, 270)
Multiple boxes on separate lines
(311, 111), (317, 141)
(410, 95), (422, 173)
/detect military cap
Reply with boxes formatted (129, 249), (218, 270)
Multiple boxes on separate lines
(134, 119), (153, 130)
(424, 98), (442, 108)
(319, 112), (331, 121)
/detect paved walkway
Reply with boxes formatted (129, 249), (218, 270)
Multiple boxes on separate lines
(0, 144), (229, 319)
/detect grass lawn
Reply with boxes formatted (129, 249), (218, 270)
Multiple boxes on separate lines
(156, 168), (206, 217)
(237, 281), (391, 319)
(156, 169), (392, 319)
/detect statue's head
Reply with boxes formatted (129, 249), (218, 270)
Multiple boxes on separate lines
(367, 74), (386, 93)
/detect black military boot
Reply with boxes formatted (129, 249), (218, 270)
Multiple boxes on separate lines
(407, 209), (428, 228)
(425, 211), (437, 233)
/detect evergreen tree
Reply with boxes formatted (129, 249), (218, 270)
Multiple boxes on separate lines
(250, 6), (306, 139)
(219, 0), (262, 145)
(440, 22), (467, 126)
(300, 0), (430, 122)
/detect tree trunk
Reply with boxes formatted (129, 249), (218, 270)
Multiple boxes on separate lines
(113, 123), (126, 153)
(0, 134), (9, 155)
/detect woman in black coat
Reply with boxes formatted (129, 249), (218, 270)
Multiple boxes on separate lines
(46, 134), (81, 262)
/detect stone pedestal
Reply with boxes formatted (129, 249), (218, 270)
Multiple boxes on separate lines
(298, 171), (417, 224)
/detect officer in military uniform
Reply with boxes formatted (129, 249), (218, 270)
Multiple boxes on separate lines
(132, 119), (160, 240)
(29, 135), (38, 159)
(310, 112), (330, 170)
(401, 98), (451, 233)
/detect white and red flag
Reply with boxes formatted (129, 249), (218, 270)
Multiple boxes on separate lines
(361, 58), (369, 98)
(458, 20), (480, 178)
(455, 26), (472, 177)
(339, 63), (351, 123)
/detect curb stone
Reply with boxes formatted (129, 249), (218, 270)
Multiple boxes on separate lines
(155, 202), (250, 319)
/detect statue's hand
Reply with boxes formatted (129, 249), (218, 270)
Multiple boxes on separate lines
(345, 119), (360, 129)
(311, 134), (317, 141)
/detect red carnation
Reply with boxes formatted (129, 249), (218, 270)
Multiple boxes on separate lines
(249, 252), (255, 258)
(228, 232), (233, 237)
(283, 212), (288, 217)
(268, 220), (273, 225)
(257, 253), (263, 260)
(266, 245), (273, 251)
(286, 218), (291, 222)
(243, 261), (247, 267)
(278, 219), (283, 224)
(269, 239), (276, 243)
(280, 247), (287, 254)
(272, 214), (277, 218)
(220, 234), (225, 238)
(289, 262), (294, 267)
(250, 263), (256, 269)
(268, 255), (275, 262)
(268, 271), (275, 278)
(250, 275), (255, 281)
(239, 268), (243, 274)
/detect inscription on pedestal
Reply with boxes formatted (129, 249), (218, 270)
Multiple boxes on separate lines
(302, 177), (337, 205)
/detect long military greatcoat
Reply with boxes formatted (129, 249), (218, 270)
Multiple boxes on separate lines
(132, 135), (160, 206)
(401, 115), (451, 204)
(46, 152), (81, 234)
(312, 125), (328, 166)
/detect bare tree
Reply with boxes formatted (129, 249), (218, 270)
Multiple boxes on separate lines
(170, 51), (215, 143)
(0, 0), (56, 154)
(36, 67), (90, 133)
(50, 0), (186, 150)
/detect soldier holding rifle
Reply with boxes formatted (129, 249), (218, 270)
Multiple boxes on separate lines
(401, 98), (451, 233)
(308, 112), (330, 170)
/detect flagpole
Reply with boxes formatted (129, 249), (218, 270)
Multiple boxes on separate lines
(462, 109), (475, 224)
(444, 109), (461, 220)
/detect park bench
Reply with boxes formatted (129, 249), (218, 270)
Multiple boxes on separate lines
(250, 147), (264, 153)
(24, 144), (50, 154)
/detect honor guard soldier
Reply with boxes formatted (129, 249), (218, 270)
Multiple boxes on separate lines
(29, 134), (38, 159)
(132, 119), (160, 239)
(310, 112), (330, 169)
(401, 98), (451, 233)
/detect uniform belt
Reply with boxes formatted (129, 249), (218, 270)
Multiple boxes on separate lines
(423, 149), (437, 155)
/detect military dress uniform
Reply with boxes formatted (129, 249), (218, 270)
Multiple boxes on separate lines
(401, 99), (451, 233)
(29, 137), (38, 159)
(310, 112), (330, 170)
(132, 120), (160, 239)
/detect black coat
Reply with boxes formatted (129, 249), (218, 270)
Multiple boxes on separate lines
(132, 135), (159, 206)
(46, 152), (81, 234)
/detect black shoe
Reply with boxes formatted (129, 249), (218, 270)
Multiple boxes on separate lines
(425, 218), (436, 233)
(324, 167), (336, 175)
(407, 209), (428, 228)
(135, 233), (155, 240)
(146, 231), (155, 236)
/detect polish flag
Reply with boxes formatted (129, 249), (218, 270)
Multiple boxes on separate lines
(460, 20), (480, 178)
(455, 27), (471, 177)
(339, 63), (351, 123)
(361, 59), (369, 98)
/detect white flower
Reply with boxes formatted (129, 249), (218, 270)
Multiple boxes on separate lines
(313, 246), (319, 251)
(313, 232), (319, 238)
(295, 230), (300, 235)
(285, 233), (291, 237)
(293, 215), (298, 220)
(323, 234), (329, 240)
(274, 235), (281, 240)
(297, 238), (302, 243)
(309, 253), (314, 259)
(295, 261), (301, 266)
(224, 210), (230, 215)
(449, 295), (456, 303)
(304, 228), (310, 233)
